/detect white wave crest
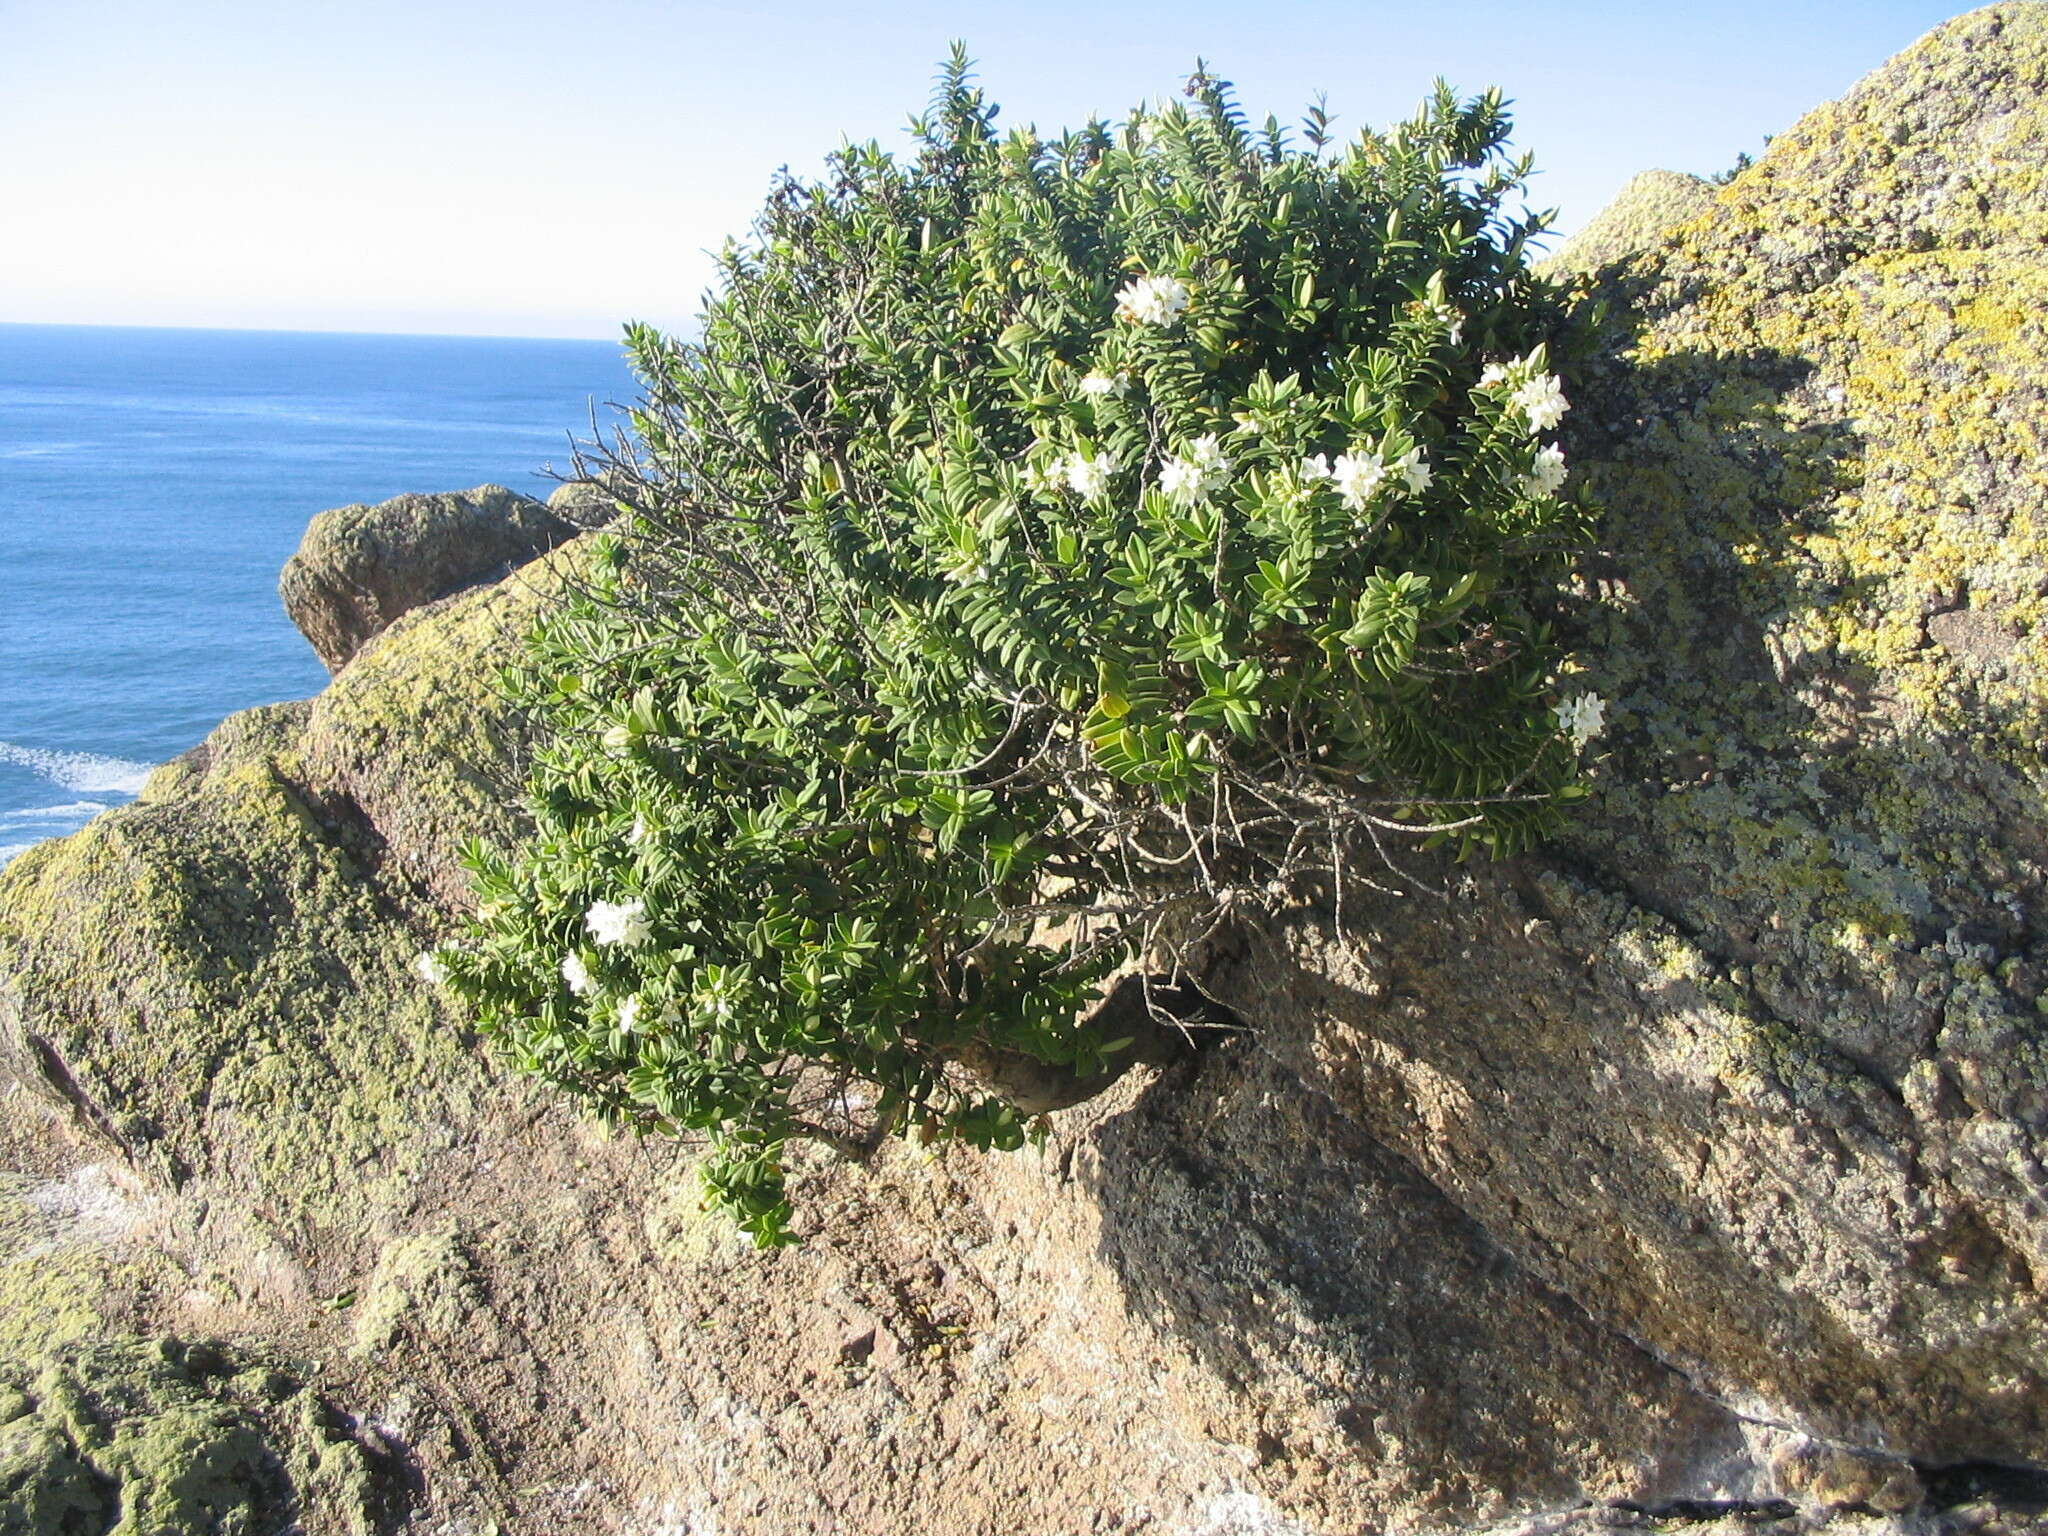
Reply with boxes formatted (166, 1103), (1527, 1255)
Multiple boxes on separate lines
(0, 800), (111, 823)
(0, 742), (155, 796)
(0, 442), (88, 459)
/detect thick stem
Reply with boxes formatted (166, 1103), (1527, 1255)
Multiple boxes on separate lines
(946, 971), (1233, 1115)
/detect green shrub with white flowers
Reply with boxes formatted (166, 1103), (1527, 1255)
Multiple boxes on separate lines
(424, 53), (1603, 1244)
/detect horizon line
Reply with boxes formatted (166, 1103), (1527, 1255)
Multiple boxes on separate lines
(0, 317), (652, 346)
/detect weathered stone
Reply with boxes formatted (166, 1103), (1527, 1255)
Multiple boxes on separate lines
(301, 541), (571, 903)
(0, 1338), (387, 1536)
(1772, 1439), (1924, 1513)
(1542, 169), (1718, 277)
(1208, 0), (2048, 1466)
(546, 477), (623, 524)
(0, 540), (1756, 1529)
(279, 483), (575, 671)
(0, 548), (585, 1272)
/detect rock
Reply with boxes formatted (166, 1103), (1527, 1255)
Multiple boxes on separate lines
(546, 477), (623, 524)
(301, 541), (573, 902)
(1208, 0), (2048, 1466)
(279, 484), (576, 671)
(1542, 169), (1719, 277)
(1772, 1440), (1924, 1513)
(350, 1224), (477, 1356)
(0, 532), (1756, 1528)
(0, 1338), (387, 1536)
(0, 544), (584, 1269)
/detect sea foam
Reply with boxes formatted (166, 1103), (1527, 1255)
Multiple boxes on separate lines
(0, 743), (155, 796)
(0, 801), (112, 823)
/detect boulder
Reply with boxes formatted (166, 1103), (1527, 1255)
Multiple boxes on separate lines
(0, 550), (1758, 1530)
(1209, 0), (2048, 1465)
(279, 483), (576, 671)
(546, 477), (623, 524)
(1541, 168), (1716, 276)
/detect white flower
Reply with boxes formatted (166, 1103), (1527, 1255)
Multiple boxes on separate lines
(1331, 450), (1389, 512)
(1115, 274), (1188, 328)
(628, 812), (650, 846)
(942, 552), (991, 586)
(1522, 444), (1568, 498)
(1432, 304), (1465, 344)
(1299, 453), (1333, 482)
(1020, 455), (1063, 494)
(1391, 447), (1432, 495)
(1063, 450), (1116, 500)
(1479, 362), (1511, 388)
(1160, 434), (1232, 502)
(561, 952), (595, 996)
(1512, 373), (1570, 433)
(1554, 692), (1607, 751)
(1080, 371), (1131, 398)
(1158, 458), (1200, 501)
(585, 897), (651, 947)
(617, 994), (643, 1033)
(414, 950), (451, 987)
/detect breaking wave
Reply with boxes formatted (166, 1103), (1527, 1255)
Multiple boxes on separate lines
(0, 742), (155, 796)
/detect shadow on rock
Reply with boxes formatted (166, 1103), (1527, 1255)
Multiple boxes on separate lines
(1080, 1039), (1752, 1524)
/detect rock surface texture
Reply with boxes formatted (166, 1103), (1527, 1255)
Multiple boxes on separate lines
(1539, 168), (1717, 276)
(278, 483), (578, 671)
(1213, 0), (2048, 1468)
(2, 9), (2047, 1534)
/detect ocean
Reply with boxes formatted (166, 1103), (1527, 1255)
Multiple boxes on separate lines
(0, 322), (638, 867)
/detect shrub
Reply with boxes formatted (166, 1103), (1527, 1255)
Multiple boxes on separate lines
(430, 53), (1597, 1244)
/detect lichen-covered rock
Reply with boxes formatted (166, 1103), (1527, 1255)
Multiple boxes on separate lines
(0, 546), (583, 1276)
(0, 556), (585, 1526)
(1210, 0), (2048, 1466)
(546, 478), (622, 524)
(0, 553), (1755, 1527)
(249, 1044), (1755, 1535)
(1541, 169), (1718, 277)
(0, 1164), (173, 1365)
(1771, 1439), (1924, 1514)
(302, 546), (568, 903)
(279, 483), (576, 671)
(0, 1338), (388, 1536)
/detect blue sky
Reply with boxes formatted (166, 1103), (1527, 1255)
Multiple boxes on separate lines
(0, 0), (1981, 339)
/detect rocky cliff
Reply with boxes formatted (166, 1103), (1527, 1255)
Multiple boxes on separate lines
(2, 9), (2046, 1533)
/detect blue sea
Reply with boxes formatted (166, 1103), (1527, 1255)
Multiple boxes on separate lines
(0, 322), (638, 867)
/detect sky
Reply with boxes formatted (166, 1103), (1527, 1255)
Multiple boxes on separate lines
(0, 0), (1986, 341)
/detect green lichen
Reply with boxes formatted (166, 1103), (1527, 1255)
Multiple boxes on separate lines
(0, 1339), (383, 1536)
(1554, 3), (2048, 1089)
(1540, 169), (1719, 278)
(0, 1162), (192, 1372)
(0, 559), (586, 1270)
(303, 544), (579, 901)
(0, 754), (461, 1244)
(350, 1224), (476, 1356)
